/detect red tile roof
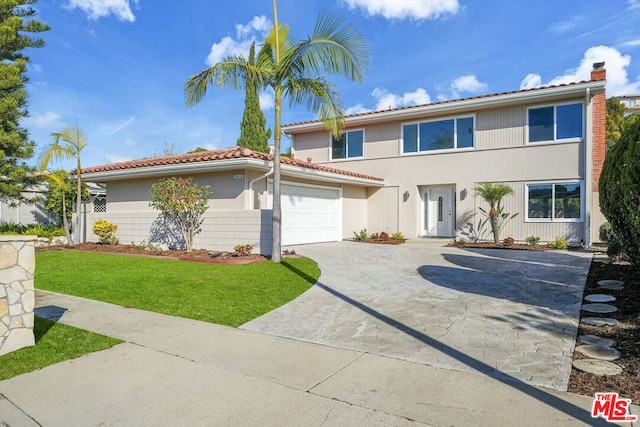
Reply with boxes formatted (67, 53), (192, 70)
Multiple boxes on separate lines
(283, 78), (605, 129)
(81, 146), (384, 182)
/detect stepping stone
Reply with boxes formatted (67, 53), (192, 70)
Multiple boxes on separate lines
(575, 345), (621, 361)
(582, 317), (619, 326)
(573, 359), (623, 376)
(584, 294), (616, 303)
(597, 280), (624, 290)
(582, 303), (617, 314)
(578, 335), (615, 347)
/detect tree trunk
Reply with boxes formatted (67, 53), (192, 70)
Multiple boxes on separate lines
(61, 194), (72, 245)
(74, 159), (81, 245)
(489, 209), (499, 243)
(271, 0), (282, 263)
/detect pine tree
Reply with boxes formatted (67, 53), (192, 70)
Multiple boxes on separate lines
(236, 41), (271, 153)
(0, 0), (49, 204)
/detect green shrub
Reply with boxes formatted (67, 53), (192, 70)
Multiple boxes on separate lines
(599, 120), (640, 264)
(391, 231), (405, 240)
(234, 243), (253, 255)
(525, 235), (541, 245)
(92, 219), (118, 244)
(0, 221), (26, 234)
(599, 222), (613, 243)
(353, 228), (367, 242)
(547, 237), (568, 250)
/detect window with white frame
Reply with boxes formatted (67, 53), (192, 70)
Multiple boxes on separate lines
(528, 102), (583, 143)
(526, 181), (583, 222)
(332, 129), (364, 159)
(402, 116), (474, 154)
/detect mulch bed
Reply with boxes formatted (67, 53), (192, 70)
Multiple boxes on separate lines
(568, 254), (640, 404)
(36, 243), (269, 264)
(447, 242), (564, 251)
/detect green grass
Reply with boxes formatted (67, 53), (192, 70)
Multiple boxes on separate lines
(0, 317), (122, 381)
(36, 251), (320, 327)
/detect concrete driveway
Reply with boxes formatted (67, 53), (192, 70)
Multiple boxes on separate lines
(241, 239), (593, 391)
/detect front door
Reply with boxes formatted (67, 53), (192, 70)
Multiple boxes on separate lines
(422, 186), (454, 237)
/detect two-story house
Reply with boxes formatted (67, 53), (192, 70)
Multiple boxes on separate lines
(79, 64), (606, 253)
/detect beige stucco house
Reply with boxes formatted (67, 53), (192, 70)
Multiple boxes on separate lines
(79, 64), (607, 253)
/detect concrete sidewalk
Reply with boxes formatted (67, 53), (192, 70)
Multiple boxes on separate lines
(0, 290), (636, 426)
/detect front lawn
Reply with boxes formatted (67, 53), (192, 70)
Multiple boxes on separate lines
(0, 317), (122, 381)
(35, 251), (319, 327)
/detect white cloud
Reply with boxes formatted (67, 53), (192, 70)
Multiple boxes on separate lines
(236, 16), (271, 38)
(448, 75), (487, 98)
(23, 111), (63, 128)
(66, 0), (138, 22)
(621, 39), (640, 48)
(520, 73), (542, 90)
(372, 87), (431, 110)
(549, 16), (583, 34)
(345, 104), (371, 115)
(259, 91), (274, 111)
(107, 116), (135, 136)
(104, 153), (133, 163)
(206, 15), (272, 66)
(341, 0), (459, 20)
(519, 45), (640, 96)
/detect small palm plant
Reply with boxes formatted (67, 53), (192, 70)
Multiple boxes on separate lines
(474, 183), (518, 243)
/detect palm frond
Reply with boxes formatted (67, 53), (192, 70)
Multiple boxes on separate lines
(284, 77), (344, 138)
(292, 13), (369, 83)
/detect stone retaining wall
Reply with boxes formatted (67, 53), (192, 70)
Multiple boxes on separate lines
(0, 235), (36, 356)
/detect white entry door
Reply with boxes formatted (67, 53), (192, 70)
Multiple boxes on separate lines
(268, 181), (342, 245)
(422, 186), (454, 237)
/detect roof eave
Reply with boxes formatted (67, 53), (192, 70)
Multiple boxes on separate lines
(283, 80), (607, 133)
(82, 157), (384, 187)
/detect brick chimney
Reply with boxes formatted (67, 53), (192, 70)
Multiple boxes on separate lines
(591, 62), (606, 192)
(591, 61), (606, 81)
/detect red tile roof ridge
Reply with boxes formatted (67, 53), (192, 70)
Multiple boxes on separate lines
(81, 146), (383, 182)
(283, 78), (604, 129)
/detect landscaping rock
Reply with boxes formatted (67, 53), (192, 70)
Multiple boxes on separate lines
(148, 242), (169, 251)
(582, 317), (619, 326)
(51, 236), (68, 246)
(581, 303), (617, 314)
(573, 359), (623, 376)
(575, 345), (621, 361)
(584, 294), (616, 303)
(578, 335), (615, 347)
(597, 280), (624, 290)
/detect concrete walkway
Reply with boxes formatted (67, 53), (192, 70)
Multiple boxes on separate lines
(1, 290), (636, 426)
(243, 240), (593, 391)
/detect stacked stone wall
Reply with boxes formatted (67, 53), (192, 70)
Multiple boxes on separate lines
(0, 235), (36, 356)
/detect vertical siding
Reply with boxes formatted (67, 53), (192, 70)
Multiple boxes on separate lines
(367, 186), (399, 233)
(364, 122), (400, 159)
(476, 106), (526, 149)
(292, 131), (329, 163)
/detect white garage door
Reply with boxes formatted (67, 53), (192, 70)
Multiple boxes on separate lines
(268, 182), (341, 245)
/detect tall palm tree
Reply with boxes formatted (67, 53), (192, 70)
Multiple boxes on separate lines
(185, 1), (369, 262)
(474, 182), (517, 243)
(39, 124), (87, 245)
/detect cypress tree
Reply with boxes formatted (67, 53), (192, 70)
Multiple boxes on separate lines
(236, 41), (271, 153)
(599, 119), (640, 264)
(0, 0), (49, 204)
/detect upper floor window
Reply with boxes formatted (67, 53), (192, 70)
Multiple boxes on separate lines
(332, 129), (363, 159)
(528, 103), (582, 143)
(403, 116), (474, 154)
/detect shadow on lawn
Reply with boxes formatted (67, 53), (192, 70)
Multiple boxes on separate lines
(34, 306), (68, 342)
(281, 257), (606, 425)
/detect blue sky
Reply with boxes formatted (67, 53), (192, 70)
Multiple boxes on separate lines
(22, 0), (640, 170)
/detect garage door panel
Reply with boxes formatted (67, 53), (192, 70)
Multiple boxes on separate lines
(269, 182), (341, 245)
